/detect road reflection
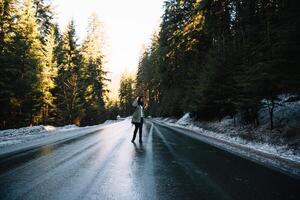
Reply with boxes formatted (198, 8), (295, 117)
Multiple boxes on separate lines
(132, 142), (145, 155)
(38, 144), (55, 156)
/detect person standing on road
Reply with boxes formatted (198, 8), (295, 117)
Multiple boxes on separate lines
(131, 96), (144, 143)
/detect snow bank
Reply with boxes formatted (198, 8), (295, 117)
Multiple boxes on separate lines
(0, 125), (79, 148)
(0, 120), (123, 150)
(259, 94), (300, 127)
(154, 107), (300, 164)
(176, 113), (192, 126)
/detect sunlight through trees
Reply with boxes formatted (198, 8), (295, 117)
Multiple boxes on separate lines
(0, 0), (108, 128)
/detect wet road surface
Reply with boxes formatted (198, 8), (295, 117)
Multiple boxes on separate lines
(0, 120), (299, 200)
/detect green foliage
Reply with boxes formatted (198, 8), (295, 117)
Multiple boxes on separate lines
(40, 27), (57, 124)
(80, 14), (107, 125)
(136, 0), (300, 128)
(0, 0), (18, 128)
(14, 0), (44, 125)
(54, 20), (84, 125)
(105, 100), (120, 120)
(0, 1), (108, 129)
(118, 75), (136, 116)
(33, 0), (54, 42)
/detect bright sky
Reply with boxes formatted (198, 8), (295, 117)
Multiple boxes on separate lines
(52, 0), (165, 99)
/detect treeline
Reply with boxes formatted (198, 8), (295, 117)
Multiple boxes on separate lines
(0, 0), (108, 129)
(137, 0), (300, 128)
(118, 74), (136, 117)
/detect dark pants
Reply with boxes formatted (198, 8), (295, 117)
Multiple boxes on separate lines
(132, 118), (143, 142)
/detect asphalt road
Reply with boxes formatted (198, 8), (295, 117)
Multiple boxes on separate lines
(0, 120), (299, 200)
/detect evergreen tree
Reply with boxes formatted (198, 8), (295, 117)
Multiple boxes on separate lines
(81, 14), (107, 125)
(55, 20), (84, 125)
(13, 0), (44, 125)
(119, 75), (135, 116)
(0, 0), (17, 53)
(0, 0), (18, 128)
(105, 100), (120, 121)
(136, 33), (161, 116)
(136, 0), (300, 129)
(40, 27), (57, 124)
(33, 0), (54, 42)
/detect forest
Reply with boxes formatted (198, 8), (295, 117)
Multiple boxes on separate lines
(132, 0), (300, 129)
(1, 0), (300, 130)
(0, 0), (108, 129)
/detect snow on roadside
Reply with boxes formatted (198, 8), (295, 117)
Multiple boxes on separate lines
(0, 120), (123, 149)
(154, 113), (300, 164)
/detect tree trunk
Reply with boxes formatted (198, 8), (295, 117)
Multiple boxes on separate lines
(269, 99), (275, 130)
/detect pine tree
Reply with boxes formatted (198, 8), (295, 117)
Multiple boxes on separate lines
(0, 0), (17, 53)
(33, 0), (54, 42)
(119, 75), (135, 116)
(0, 0), (18, 128)
(80, 14), (107, 125)
(40, 27), (57, 124)
(55, 20), (84, 125)
(13, 0), (44, 125)
(136, 33), (161, 116)
(136, 0), (300, 128)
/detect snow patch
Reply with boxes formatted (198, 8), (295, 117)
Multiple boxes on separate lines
(154, 107), (300, 164)
(0, 140), (22, 147)
(176, 113), (192, 126)
(0, 120), (123, 151)
(44, 125), (56, 131)
(259, 94), (300, 126)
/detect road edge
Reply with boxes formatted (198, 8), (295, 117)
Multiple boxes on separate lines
(151, 120), (300, 179)
(0, 121), (125, 159)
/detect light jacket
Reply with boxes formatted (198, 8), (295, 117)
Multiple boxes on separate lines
(131, 98), (144, 123)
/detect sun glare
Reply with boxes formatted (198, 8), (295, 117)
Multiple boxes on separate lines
(52, 0), (164, 99)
